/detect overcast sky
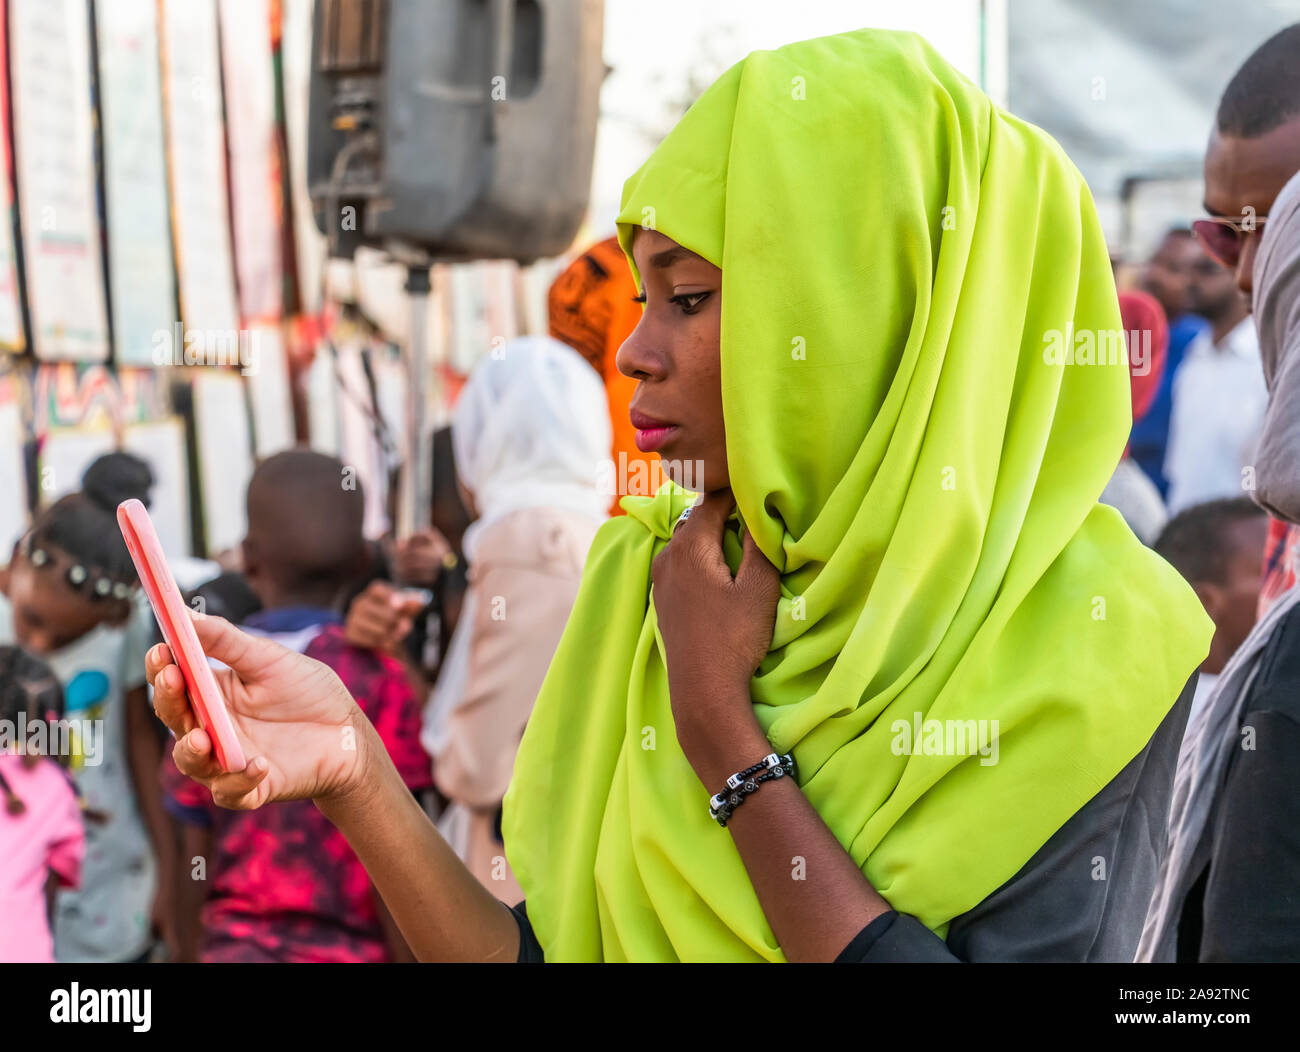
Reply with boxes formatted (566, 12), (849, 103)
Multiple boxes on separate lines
(586, 0), (991, 233)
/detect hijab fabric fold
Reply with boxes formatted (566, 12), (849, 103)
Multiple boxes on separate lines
(504, 29), (1211, 962)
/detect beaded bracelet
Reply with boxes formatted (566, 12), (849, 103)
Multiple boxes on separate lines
(708, 752), (795, 827)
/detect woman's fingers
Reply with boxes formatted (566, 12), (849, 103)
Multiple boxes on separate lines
(149, 648), (199, 738)
(187, 610), (271, 674)
(172, 726), (224, 783)
(683, 489), (732, 539)
(173, 728), (269, 807)
(672, 489), (735, 575)
(145, 641), (172, 687)
(207, 757), (270, 809)
(737, 527), (780, 596)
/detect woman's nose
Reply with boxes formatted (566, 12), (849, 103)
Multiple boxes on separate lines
(615, 320), (666, 382)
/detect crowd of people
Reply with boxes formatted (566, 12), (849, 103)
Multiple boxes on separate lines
(2, 22), (1300, 963)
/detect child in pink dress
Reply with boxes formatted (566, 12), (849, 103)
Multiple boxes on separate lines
(0, 646), (84, 963)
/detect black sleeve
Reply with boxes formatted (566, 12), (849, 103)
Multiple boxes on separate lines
(1198, 605), (1300, 962)
(511, 900), (545, 963)
(835, 674), (1195, 962)
(834, 910), (959, 962)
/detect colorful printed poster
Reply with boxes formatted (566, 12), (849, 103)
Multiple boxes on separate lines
(191, 369), (252, 556)
(219, 0), (283, 323)
(94, 0), (177, 365)
(0, 3), (25, 350)
(33, 362), (118, 432)
(9, 0), (110, 361)
(158, 0), (239, 349)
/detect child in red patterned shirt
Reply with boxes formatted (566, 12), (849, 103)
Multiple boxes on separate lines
(161, 451), (433, 962)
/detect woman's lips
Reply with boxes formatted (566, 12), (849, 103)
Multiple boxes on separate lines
(630, 409), (679, 453)
(633, 425), (679, 453)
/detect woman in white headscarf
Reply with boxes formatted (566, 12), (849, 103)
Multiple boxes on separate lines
(421, 335), (611, 902)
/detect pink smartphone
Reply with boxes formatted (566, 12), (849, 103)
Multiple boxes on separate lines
(117, 498), (246, 772)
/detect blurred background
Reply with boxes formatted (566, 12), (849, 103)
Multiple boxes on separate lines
(0, 0), (1295, 559)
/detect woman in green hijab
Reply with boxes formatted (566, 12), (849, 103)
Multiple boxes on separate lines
(147, 29), (1211, 962)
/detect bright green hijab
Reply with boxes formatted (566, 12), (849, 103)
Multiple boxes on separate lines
(502, 28), (1211, 962)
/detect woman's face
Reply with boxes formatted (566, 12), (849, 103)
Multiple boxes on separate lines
(617, 228), (728, 494)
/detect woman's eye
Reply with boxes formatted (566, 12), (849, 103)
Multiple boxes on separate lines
(669, 292), (710, 314)
(632, 290), (646, 304)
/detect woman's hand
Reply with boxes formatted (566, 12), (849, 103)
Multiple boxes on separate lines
(651, 488), (780, 781)
(344, 580), (424, 654)
(146, 612), (380, 811)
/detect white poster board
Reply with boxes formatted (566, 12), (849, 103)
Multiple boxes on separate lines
(0, 379), (27, 549)
(335, 342), (388, 539)
(9, 0), (110, 361)
(246, 325), (294, 456)
(281, 0), (324, 316)
(219, 0), (281, 323)
(94, 0), (177, 365)
(37, 427), (115, 506)
(123, 418), (191, 558)
(159, 0), (239, 345)
(192, 370), (252, 556)
(0, 3), (26, 350)
(306, 345), (341, 456)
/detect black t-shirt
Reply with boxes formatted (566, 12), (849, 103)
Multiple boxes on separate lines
(1179, 603), (1300, 962)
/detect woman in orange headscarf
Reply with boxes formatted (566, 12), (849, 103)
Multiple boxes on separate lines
(548, 236), (659, 514)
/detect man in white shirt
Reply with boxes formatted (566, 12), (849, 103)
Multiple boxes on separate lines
(1164, 255), (1269, 514)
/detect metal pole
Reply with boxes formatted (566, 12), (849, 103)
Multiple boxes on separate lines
(401, 263), (433, 539)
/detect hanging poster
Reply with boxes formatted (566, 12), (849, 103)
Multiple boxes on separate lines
(37, 426), (115, 506)
(245, 324), (294, 456)
(219, 0), (282, 323)
(0, 2), (25, 351)
(158, 0), (239, 355)
(191, 369), (253, 556)
(9, 0), (109, 361)
(94, 0), (177, 365)
(335, 338), (388, 539)
(0, 369), (27, 548)
(123, 417), (191, 558)
(281, 0), (325, 317)
(305, 344), (341, 456)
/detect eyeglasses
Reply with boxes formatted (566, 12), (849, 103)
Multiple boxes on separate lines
(1192, 215), (1268, 269)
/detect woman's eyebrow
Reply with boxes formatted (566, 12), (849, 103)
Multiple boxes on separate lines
(649, 246), (696, 269)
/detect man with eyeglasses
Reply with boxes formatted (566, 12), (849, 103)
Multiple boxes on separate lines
(1161, 27), (1300, 517)
(1139, 22), (1300, 964)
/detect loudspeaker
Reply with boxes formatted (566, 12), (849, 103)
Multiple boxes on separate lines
(307, 0), (604, 264)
